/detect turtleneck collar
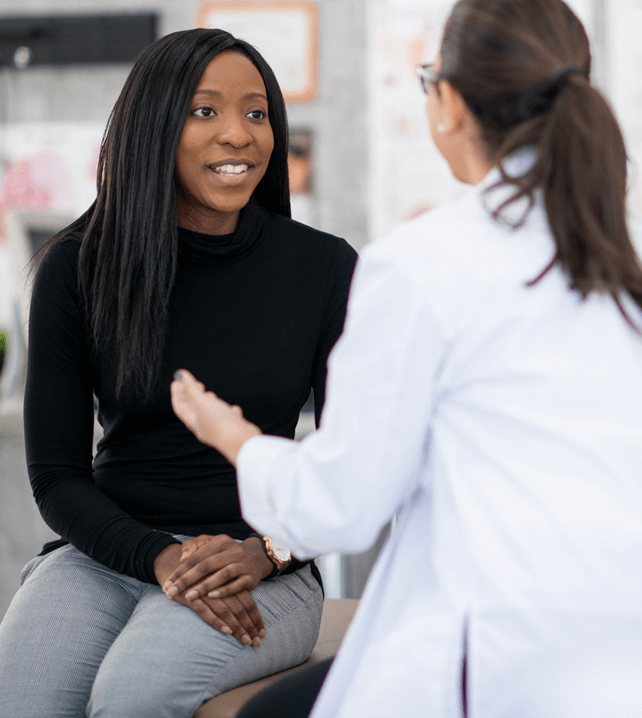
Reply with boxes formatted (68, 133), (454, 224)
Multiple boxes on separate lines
(177, 195), (268, 264)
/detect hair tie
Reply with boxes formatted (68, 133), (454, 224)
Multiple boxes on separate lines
(550, 66), (585, 94)
(466, 66), (588, 131)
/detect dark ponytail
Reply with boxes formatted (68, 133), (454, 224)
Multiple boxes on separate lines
(440, 0), (642, 327)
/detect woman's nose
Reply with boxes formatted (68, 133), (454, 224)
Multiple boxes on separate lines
(216, 113), (252, 148)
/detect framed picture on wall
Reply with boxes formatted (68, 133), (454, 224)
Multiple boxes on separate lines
(288, 130), (317, 226)
(196, 1), (318, 102)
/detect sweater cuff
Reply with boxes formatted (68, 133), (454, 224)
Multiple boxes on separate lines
(141, 532), (182, 584)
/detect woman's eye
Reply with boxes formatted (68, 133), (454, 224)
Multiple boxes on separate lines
(247, 109), (267, 120)
(193, 107), (215, 118)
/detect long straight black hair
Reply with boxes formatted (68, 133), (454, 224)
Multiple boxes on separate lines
(438, 0), (642, 327)
(46, 29), (290, 401)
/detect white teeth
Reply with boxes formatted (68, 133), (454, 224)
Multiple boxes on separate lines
(213, 164), (249, 175)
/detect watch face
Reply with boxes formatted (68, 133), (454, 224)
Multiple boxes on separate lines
(264, 537), (291, 567)
(274, 545), (291, 563)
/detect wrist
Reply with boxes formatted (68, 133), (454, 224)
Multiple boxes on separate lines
(153, 543), (182, 585)
(217, 422), (261, 466)
(246, 533), (292, 578)
(242, 536), (275, 581)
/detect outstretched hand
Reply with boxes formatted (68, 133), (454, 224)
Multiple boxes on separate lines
(171, 369), (262, 465)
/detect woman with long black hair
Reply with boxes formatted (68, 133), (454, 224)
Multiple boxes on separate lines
(0, 29), (357, 717)
(170, 1), (642, 716)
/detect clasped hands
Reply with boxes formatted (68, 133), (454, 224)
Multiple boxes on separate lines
(154, 534), (275, 647)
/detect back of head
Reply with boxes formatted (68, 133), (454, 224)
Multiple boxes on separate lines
(439, 0), (642, 326)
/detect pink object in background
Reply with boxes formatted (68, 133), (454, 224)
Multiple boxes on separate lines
(0, 149), (73, 239)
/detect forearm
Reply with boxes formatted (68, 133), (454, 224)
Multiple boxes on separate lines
(215, 421), (262, 466)
(31, 471), (179, 582)
(25, 239), (179, 583)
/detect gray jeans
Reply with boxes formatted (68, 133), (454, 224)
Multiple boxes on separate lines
(0, 543), (323, 718)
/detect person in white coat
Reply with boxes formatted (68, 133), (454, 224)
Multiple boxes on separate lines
(167, 0), (642, 715)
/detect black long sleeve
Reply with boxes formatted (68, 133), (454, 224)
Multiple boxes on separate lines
(24, 199), (358, 583)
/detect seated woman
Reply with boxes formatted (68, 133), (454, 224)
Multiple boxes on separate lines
(0, 28), (357, 718)
(170, 1), (642, 716)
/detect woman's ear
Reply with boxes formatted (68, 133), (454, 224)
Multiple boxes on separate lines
(436, 79), (469, 135)
(430, 78), (492, 185)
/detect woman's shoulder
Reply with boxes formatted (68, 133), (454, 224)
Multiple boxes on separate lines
(372, 183), (547, 270)
(358, 189), (555, 328)
(363, 191), (486, 273)
(41, 232), (82, 264)
(266, 212), (358, 265)
(33, 234), (82, 293)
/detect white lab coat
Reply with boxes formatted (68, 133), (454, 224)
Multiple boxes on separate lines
(238, 156), (642, 717)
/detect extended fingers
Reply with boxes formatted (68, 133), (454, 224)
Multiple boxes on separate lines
(182, 595), (263, 647)
(164, 553), (230, 597)
(204, 594), (265, 647)
(205, 575), (253, 599)
(236, 590), (265, 638)
(184, 567), (253, 602)
(173, 369), (206, 394)
(164, 536), (254, 597)
(223, 593), (265, 644)
(188, 597), (241, 641)
(170, 370), (209, 431)
(172, 370), (211, 409)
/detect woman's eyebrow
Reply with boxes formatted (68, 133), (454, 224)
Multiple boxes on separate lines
(192, 89), (268, 101)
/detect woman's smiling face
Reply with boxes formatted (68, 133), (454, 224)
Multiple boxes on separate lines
(175, 50), (275, 235)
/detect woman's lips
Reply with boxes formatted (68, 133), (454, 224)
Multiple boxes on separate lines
(207, 161), (256, 184)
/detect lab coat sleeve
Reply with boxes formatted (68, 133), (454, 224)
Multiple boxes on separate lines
(237, 239), (447, 557)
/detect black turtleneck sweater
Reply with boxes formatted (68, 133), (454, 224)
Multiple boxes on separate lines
(24, 198), (358, 584)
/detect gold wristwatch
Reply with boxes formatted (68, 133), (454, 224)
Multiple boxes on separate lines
(262, 536), (292, 576)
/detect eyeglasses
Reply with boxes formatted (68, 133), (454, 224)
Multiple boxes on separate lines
(416, 63), (439, 94)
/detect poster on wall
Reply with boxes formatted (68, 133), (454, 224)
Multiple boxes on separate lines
(368, 0), (463, 241)
(0, 121), (102, 239)
(197, 1), (318, 103)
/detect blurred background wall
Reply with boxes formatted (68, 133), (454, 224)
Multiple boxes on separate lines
(368, 0), (642, 239)
(0, 0), (641, 616)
